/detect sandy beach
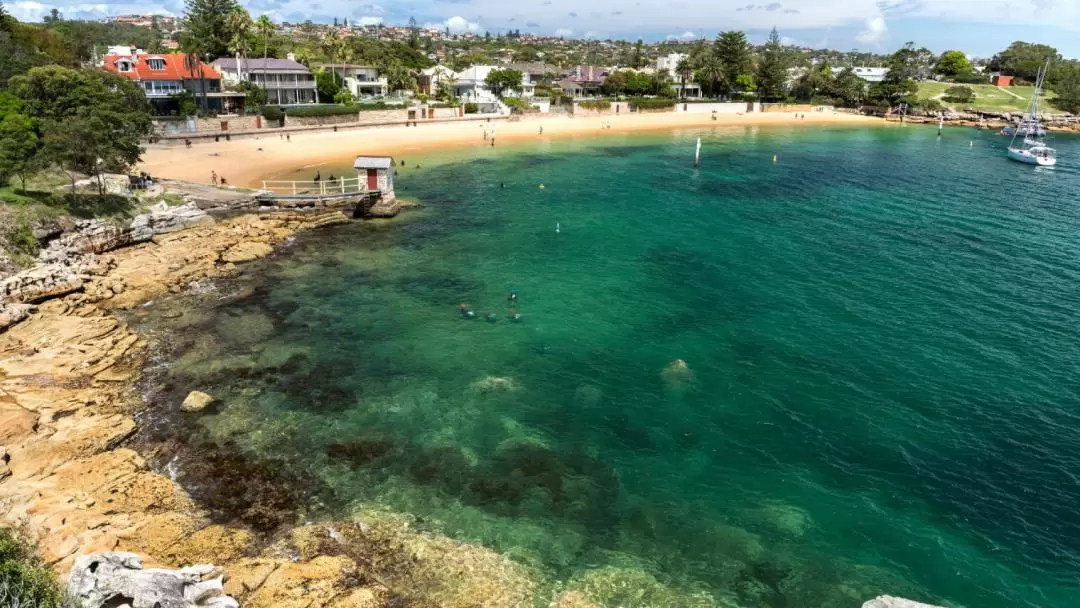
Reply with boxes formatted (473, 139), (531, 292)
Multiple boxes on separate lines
(139, 110), (884, 187)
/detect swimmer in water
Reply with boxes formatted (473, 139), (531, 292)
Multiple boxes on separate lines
(485, 312), (498, 323)
(457, 303), (476, 319)
(508, 308), (522, 322)
(508, 291), (519, 304)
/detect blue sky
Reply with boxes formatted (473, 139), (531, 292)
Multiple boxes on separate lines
(8, 0), (1080, 58)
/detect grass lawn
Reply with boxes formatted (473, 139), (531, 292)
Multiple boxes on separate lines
(915, 81), (1052, 113)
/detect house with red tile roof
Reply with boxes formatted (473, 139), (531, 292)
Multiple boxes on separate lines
(100, 47), (245, 115)
(557, 66), (610, 97)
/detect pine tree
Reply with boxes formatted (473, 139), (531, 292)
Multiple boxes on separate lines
(713, 31), (750, 96)
(182, 0), (240, 60)
(632, 39), (643, 68)
(333, 17), (338, 27)
(756, 27), (790, 102)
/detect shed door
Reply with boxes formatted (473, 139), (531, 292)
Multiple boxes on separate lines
(366, 169), (378, 190)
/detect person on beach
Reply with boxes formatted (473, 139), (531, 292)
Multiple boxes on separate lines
(211, 171), (218, 185)
(327, 174), (335, 182)
(539, 125), (544, 135)
(286, 134), (291, 142)
(314, 170), (321, 182)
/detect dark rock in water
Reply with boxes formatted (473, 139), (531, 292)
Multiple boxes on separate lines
(325, 434), (398, 466)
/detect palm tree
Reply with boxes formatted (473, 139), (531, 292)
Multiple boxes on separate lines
(184, 50), (208, 112)
(322, 30), (340, 83)
(697, 52), (724, 99)
(227, 7), (253, 82)
(338, 44), (355, 103)
(384, 62), (417, 97)
(676, 57), (694, 99)
(254, 15), (275, 96)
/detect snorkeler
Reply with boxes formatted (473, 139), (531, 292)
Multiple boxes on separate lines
(508, 308), (521, 322)
(485, 312), (498, 323)
(507, 291), (519, 304)
(457, 303), (476, 319)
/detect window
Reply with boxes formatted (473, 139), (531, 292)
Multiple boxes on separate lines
(117, 60), (132, 72)
(148, 58), (165, 70)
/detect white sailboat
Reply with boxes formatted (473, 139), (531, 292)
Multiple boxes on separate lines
(1006, 61), (1056, 167)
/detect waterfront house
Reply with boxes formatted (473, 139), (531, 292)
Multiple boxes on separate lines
(830, 66), (888, 83)
(451, 65), (535, 105)
(354, 156), (395, 199)
(557, 66), (609, 97)
(212, 56), (318, 105)
(328, 64), (388, 99)
(506, 62), (567, 85)
(656, 54), (702, 98)
(101, 47), (244, 114)
(418, 65), (455, 96)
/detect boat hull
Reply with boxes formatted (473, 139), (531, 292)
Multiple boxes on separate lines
(1007, 147), (1057, 166)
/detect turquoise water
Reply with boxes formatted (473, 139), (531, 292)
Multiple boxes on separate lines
(149, 125), (1080, 606)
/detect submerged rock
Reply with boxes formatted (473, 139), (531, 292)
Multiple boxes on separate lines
(469, 375), (522, 394)
(68, 552), (238, 608)
(661, 358), (695, 388)
(863, 596), (946, 608)
(181, 391), (217, 413)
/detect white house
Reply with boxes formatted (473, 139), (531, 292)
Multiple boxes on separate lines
(656, 53), (702, 98)
(451, 65), (535, 104)
(831, 66), (888, 83)
(419, 65), (455, 97)
(335, 65), (388, 98)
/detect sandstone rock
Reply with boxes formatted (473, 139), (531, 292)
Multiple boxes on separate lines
(0, 302), (36, 329)
(220, 242), (273, 264)
(181, 391), (217, 413)
(0, 446), (10, 481)
(862, 596), (946, 608)
(131, 202), (214, 237)
(68, 552), (239, 608)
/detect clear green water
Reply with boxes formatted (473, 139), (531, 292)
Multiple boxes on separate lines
(151, 125), (1080, 607)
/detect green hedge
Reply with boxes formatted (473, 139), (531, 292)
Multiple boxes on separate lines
(259, 105), (283, 121)
(578, 100), (612, 110)
(464, 103), (479, 114)
(0, 527), (67, 608)
(285, 105), (360, 117)
(628, 98), (675, 110)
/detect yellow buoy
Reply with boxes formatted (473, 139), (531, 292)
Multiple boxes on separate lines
(772, 154), (777, 163)
(539, 184), (545, 190)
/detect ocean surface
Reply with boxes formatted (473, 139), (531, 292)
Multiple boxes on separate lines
(140, 124), (1080, 607)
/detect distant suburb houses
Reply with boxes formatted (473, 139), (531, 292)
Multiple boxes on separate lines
(100, 46), (245, 114)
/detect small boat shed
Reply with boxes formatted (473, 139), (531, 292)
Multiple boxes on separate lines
(354, 156), (396, 200)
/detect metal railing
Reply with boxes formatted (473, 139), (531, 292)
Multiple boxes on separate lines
(260, 176), (367, 197)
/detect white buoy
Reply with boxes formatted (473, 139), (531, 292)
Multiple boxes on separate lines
(938, 115), (944, 136)
(694, 137), (701, 167)
(970, 140), (974, 147)
(555, 222), (560, 234)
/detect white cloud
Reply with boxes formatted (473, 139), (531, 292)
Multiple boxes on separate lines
(780, 36), (799, 46)
(583, 31), (597, 39)
(554, 28), (573, 37)
(355, 16), (382, 26)
(665, 31), (697, 41)
(855, 16), (888, 44)
(424, 15), (483, 34)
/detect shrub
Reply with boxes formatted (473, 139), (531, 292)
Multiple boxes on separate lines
(578, 100), (612, 110)
(943, 85), (975, 104)
(0, 527), (68, 608)
(285, 105), (360, 118)
(463, 103), (479, 114)
(259, 105), (283, 121)
(952, 72), (989, 85)
(627, 98), (674, 110)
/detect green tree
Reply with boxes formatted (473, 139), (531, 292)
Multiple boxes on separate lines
(989, 41), (1061, 82)
(793, 62), (833, 101)
(831, 67), (866, 106)
(384, 62), (417, 94)
(935, 50), (972, 77)
(675, 56), (694, 99)
(1049, 64), (1080, 114)
(168, 90), (198, 116)
(10, 66), (155, 197)
(484, 68), (524, 98)
(755, 27), (790, 101)
(632, 39), (644, 68)
(601, 70), (627, 97)
(0, 112), (39, 191)
(315, 68), (342, 103)
(714, 31), (750, 96)
(695, 52), (724, 98)
(871, 42), (921, 106)
(407, 16), (419, 50)
(254, 14), (275, 93)
(943, 85), (974, 104)
(226, 7), (253, 81)
(182, 0), (239, 61)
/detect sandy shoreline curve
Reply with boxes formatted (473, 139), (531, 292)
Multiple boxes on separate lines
(139, 111), (885, 187)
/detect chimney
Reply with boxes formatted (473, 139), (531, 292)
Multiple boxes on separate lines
(286, 52), (296, 62)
